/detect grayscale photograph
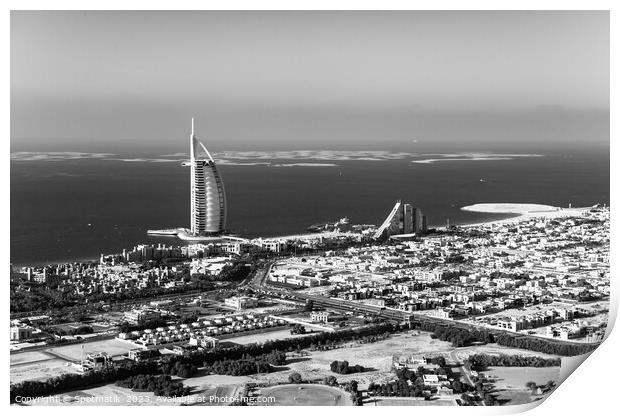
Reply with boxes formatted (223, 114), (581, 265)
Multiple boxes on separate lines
(9, 9), (611, 408)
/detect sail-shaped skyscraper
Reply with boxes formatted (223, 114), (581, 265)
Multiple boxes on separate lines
(183, 118), (227, 235)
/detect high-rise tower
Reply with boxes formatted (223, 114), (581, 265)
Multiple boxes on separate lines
(373, 200), (427, 239)
(183, 118), (226, 235)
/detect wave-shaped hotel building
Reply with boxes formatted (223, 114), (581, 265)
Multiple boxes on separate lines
(182, 118), (227, 236)
(148, 119), (227, 240)
(373, 200), (427, 239)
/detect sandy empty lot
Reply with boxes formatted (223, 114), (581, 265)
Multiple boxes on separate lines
(448, 344), (561, 362)
(46, 339), (135, 361)
(223, 328), (321, 346)
(11, 359), (80, 384)
(245, 331), (562, 389)
(251, 331), (456, 388)
(10, 351), (50, 365)
(11, 338), (136, 385)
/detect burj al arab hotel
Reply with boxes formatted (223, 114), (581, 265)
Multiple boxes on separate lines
(181, 118), (227, 236)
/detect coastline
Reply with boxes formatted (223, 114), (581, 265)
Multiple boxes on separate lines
(458, 203), (592, 228)
(12, 203), (594, 268)
(11, 256), (100, 269)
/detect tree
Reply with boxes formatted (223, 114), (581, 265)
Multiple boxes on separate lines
(483, 392), (497, 406)
(433, 356), (446, 367)
(288, 372), (303, 384)
(324, 376), (338, 386)
(330, 360), (365, 374)
(290, 324), (306, 335)
(460, 393), (473, 406)
(452, 380), (463, 393)
(11, 322), (401, 403)
(349, 380), (358, 393)
(116, 374), (191, 397)
(351, 392), (362, 406)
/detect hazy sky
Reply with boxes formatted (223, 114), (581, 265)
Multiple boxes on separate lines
(11, 11), (609, 153)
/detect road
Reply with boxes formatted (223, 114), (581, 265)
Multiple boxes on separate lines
(250, 262), (598, 351)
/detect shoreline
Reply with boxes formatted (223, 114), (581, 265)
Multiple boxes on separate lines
(11, 256), (100, 269)
(458, 203), (592, 228)
(12, 203), (595, 268)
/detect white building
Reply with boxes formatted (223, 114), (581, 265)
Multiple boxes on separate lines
(124, 307), (162, 325)
(310, 311), (330, 323)
(225, 296), (259, 310)
(182, 118), (226, 235)
(10, 325), (33, 341)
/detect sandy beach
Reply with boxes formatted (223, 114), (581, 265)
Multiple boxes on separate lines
(460, 203), (591, 228)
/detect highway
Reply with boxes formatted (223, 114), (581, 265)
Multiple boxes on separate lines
(13, 260), (597, 356)
(249, 262), (598, 351)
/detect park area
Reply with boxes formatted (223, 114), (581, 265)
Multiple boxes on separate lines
(482, 366), (560, 390)
(250, 330), (456, 388)
(257, 384), (352, 406)
(372, 397), (458, 406)
(14, 328), (564, 406)
(223, 330), (563, 390)
(481, 366), (560, 406)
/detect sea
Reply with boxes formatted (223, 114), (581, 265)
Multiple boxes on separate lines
(10, 149), (609, 265)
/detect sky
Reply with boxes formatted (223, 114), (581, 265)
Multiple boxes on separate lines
(11, 11), (610, 153)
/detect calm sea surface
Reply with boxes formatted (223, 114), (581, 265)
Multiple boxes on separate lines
(10, 151), (609, 265)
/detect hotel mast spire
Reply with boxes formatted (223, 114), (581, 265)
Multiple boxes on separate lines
(190, 118), (195, 162)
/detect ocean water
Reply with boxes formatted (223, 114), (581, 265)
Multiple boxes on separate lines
(10, 150), (609, 265)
